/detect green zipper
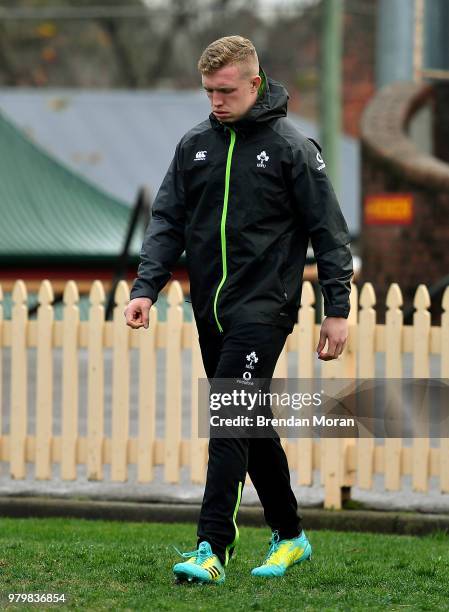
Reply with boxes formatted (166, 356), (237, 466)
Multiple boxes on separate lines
(213, 128), (236, 333)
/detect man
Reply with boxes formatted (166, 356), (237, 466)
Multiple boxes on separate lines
(125, 36), (353, 584)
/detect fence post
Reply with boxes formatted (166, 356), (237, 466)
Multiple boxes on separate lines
(137, 305), (158, 483)
(357, 283), (376, 489)
(296, 281), (315, 485)
(385, 283), (403, 490)
(87, 281), (105, 481)
(61, 281), (80, 480)
(164, 281), (184, 483)
(36, 280), (54, 479)
(412, 284), (431, 492)
(10, 280), (28, 479)
(321, 281), (358, 509)
(111, 280), (130, 482)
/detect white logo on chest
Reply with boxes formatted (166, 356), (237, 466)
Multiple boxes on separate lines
(256, 150), (269, 168)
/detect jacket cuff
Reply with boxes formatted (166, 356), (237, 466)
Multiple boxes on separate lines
(324, 305), (350, 318)
(129, 279), (158, 304)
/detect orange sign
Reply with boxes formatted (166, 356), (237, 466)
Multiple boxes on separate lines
(364, 194), (414, 225)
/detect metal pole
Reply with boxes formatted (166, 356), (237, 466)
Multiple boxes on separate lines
(320, 0), (343, 192)
(413, 0), (425, 83)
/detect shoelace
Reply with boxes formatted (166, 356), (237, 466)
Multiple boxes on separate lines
(172, 542), (212, 564)
(264, 530), (281, 563)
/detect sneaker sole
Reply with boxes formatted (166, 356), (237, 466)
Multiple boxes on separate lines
(174, 570), (225, 586)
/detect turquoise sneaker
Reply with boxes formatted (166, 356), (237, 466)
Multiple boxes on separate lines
(173, 541), (225, 585)
(251, 530), (312, 577)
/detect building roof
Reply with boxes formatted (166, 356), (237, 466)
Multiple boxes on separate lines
(0, 89), (360, 235)
(0, 111), (143, 264)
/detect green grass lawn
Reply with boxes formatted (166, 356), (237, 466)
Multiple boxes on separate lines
(0, 518), (448, 611)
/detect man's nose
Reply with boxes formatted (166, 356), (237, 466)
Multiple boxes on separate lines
(212, 92), (223, 107)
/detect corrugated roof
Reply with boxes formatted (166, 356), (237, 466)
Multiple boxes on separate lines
(0, 89), (360, 234)
(0, 111), (143, 263)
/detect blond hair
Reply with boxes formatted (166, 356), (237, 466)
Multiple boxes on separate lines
(198, 35), (259, 76)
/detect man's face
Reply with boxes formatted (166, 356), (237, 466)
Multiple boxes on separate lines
(202, 64), (261, 123)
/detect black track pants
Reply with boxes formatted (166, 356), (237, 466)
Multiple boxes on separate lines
(196, 322), (302, 566)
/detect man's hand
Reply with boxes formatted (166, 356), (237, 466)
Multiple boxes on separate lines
(124, 297), (153, 329)
(316, 316), (348, 361)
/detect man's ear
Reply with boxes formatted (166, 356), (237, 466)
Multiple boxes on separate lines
(251, 75), (262, 92)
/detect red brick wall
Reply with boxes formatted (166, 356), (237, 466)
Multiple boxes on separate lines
(361, 82), (449, 324)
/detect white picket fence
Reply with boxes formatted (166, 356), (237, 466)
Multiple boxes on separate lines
(0, 278), (448, 509)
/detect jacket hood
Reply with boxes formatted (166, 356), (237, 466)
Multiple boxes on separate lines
(209, 67), (289, 131)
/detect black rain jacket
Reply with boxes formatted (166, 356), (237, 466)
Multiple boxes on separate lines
(130, 71), (354, 333)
